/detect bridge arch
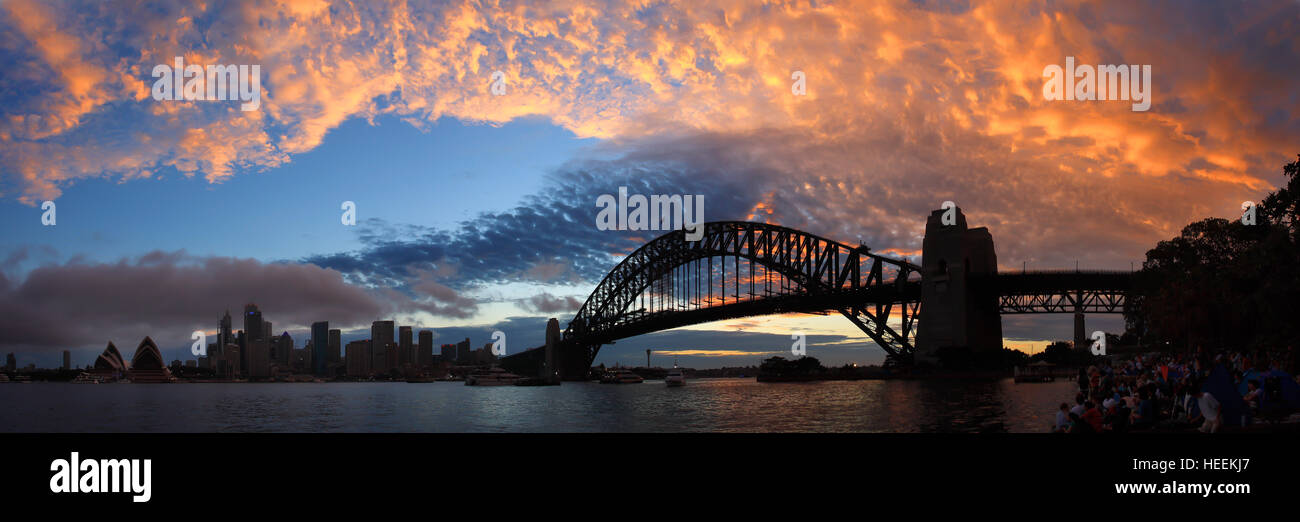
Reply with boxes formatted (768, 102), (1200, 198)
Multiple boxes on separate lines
(557, 221), (924, 375)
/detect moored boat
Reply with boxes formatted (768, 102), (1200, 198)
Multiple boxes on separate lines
(465, 367), (522, 386)
(665, 366), (685, 387)
(601, 370), (644, 384)
(71, 372), (103, 384)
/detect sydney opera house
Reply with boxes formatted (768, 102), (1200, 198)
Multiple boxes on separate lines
(90, 337), (175, 383)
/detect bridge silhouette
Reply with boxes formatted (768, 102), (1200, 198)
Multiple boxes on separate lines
(502, 207), (1133, 380)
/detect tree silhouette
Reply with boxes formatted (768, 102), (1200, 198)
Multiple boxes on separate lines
(1126, 155), (1300, 351)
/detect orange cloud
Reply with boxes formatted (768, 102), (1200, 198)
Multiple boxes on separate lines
(0, 0), (1293, 277)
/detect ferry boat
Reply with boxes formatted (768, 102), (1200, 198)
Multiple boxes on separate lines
(465, 367), (523, 386)
(601, 370), (644, 384)
(665, 366), (685, 387)
(71, 372), (103, 384)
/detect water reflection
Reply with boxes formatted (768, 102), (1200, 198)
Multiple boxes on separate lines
(0, 378), (1076, 433)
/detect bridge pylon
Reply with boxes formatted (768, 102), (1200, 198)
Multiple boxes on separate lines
(914, 206), (1003, 364)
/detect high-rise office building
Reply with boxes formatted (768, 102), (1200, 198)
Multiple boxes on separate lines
(222, 343), (240, 378)
(62, 350), (70, 370)
(237, 330), (247, 373)
(212, 309), (231, 367)
(296, 339), (314, 373)
(345, 340), (370, 377)
(219, 310), (233, 347)
(311, 321), (329, 376)
(244, 304), (263, 341)
(263, 321), (273, 342)
(440, 343), (455, 361)
(456, 338), (471, 363)
(248, 338), (271, 378)
(371, 320), (395, 351)
(242, 304), (262, 374)
(328, 329), (341, 364)
(398, 326), (413, 366)
(418, 330), (433, 366)
(371, 342), (387, 374)
(276, 332), (294, 367)
(385, 342), (399, 372)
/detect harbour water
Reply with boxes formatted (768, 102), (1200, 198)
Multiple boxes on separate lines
(0, 378), (1076, 433)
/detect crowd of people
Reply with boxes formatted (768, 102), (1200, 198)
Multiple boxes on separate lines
(1052, 346), (1300, 434)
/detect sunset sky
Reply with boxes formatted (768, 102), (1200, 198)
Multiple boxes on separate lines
(1, 0), (1297, 368)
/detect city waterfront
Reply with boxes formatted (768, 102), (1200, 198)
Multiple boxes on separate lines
(0, 378), (1074, 433)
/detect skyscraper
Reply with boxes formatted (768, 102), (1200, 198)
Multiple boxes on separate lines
(276, 332), (294, 367)
(385, 342), (399, 373)
(328, 329), (341, 364)
(62, 350), (70, 370)
(222, 343), (240, 378)
(418, 330), (433, 367)
(345, 340), (370, 377)
(371, 320), (394, 350)
(248, 338), (271, 378)
(456, 338), (471, 363)
(371, 342), (387, 375)
(311, 321), (329, 376)
(242, 304), (262, 374)
(244, 304), (263, 341)
(219, 310), (233, 347)
(215, 309), (232, 362)
(237, 330), (247, 374)
(398, 326), (413, 366)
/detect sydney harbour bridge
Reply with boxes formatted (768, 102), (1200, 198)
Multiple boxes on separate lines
(501, 207), (1133, 380)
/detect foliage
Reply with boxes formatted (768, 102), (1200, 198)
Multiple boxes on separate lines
(1125, 155), (1300, 351)
(758, 356), (825, 377)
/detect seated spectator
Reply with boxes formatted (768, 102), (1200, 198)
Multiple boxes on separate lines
(1243, 379), (1262, 414)
(1082, 400), (1104, 432)
(1067, 412), (1094, 434)
(1054, 403), (1070, 433)
(1193, 386), (1222, 434)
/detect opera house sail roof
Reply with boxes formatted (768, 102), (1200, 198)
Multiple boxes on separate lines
(91, 342), (126, 376)
(90, 338), (175, 382)
(128, 337), (174, 383)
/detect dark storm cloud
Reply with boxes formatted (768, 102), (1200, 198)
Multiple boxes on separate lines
(302, 142), (772, 286)
(0, 252), (437, 352)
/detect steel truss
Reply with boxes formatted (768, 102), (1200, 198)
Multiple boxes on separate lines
(562, 222), (923, 368)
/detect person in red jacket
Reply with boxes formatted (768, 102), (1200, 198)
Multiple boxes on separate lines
(1082, 400), (1105, 432)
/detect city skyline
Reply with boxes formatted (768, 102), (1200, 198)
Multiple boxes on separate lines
(2, 0), (1297, 370)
